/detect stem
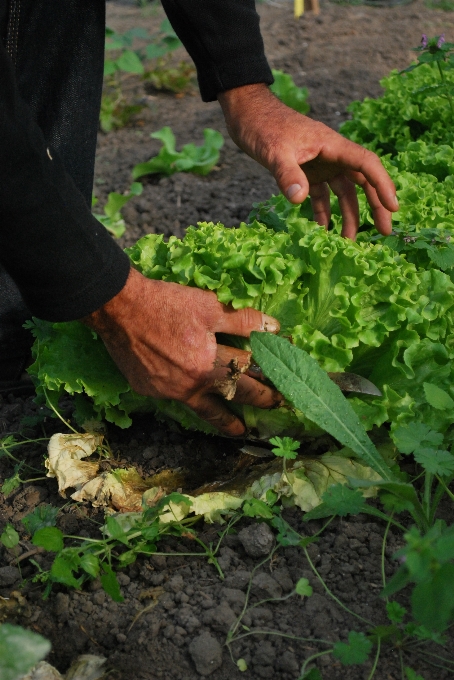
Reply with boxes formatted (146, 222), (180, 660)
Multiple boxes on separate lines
(362, 505), (406, 533)
(381, 514), (393, 600)
(299, 649), (333, 679)
(227, 546), (279, 641)
(435, 474), (454, 503)
(399, 649), (404, 680)
(23, 476), (48, 483)
(423, 472), (433, 522)
(43, 387), (79, 434)
(303, 546), (374, 626)
(407, 650), (454, 672)
(367, 638), (381, 680)
(407, 648), (454, 667)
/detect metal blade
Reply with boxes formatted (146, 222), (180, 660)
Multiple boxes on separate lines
(248, 361), (381, 396)
(239, 444), (275, 458)
(327, 372), (382, 396)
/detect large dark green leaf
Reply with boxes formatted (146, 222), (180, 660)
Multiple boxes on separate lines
(250, 333), (394, 480)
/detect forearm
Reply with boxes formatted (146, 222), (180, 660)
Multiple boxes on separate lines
(161, 0), (273, 101)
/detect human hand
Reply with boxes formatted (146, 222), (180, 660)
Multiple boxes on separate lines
(82, 268), (282, 437)
(218, 83), (399, 240)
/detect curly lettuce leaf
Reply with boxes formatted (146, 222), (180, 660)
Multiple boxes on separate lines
(30, 218), (454, 438)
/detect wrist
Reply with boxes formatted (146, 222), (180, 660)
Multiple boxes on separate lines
(81, 267), (148, 335)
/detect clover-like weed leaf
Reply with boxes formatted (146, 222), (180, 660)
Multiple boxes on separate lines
(269, 436), (300, 460)
(392, 423), (443, 454)
(22, 505), (59, 535)
(380, 492), (415, 515)
(321, 484), (366, 516)
(386, 601), (406, 624)
(295, 577), (313, 597)
(413, 448), (454, 476)
(332, 631), (372, 665)
(303, 484), (366, 521)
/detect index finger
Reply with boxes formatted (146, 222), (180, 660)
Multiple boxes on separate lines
(213, 304), (280, 337)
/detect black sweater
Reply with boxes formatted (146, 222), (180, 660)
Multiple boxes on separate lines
(0, 0), (272, 321)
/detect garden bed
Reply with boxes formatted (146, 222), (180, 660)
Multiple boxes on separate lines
(1, 2), (454, 679)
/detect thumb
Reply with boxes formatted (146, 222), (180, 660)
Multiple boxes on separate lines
(214, 304), (280, 337)
(272, 155), (310, 205)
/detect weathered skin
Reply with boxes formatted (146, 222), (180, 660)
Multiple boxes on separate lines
(84, 84), (398, 435)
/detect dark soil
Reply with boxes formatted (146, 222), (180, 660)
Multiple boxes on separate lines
(1, 2), (454, 679)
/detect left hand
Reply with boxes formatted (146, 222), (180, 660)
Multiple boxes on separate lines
(218, 83), (399, 240)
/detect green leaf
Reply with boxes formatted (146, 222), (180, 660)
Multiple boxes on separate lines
(141, 524), (160, 541)
(22, 505), (59, 535)
(413, 448), (454, 475)
(116, 49), (144, 74)
(380, 492), (415, 515)
(0, 624), (51, 680)
(271, 513), (304, 547)
(269, 435), (300, 459)
(270, 69), (310, 114)
(386, 601), (406, 624)
(392, 423), (443, 454)
(2, 472), (21, 497)
(250, 332), (394, 481)
(50, 554), (82, 589)
(237, 659), (248, 671)
(301, 670), (323, 680)
(381, 565), (411, 598)
(105, 515), (130, 546)
(350, 479), (427, 530)
(242, 498), (274, 519)
(101, 565), (124, 602)
(411, 563), (454, 631)
(423, 382), (454, 410)
(132, 127), (223, 178)
(295, 577), (313, 597)
(405, 668), (425, 680)
(0, 524), (19, 549)
(332, 631), (373, 665)
(80, 554), (100, 578)
(32, 527), (64, 552)
(304, 484), (366, 520)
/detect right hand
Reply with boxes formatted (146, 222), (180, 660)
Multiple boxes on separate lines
(82, 268), (282, 436)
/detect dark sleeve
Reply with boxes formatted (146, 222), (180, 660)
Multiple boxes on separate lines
(161, 0), (273, 102)
(0, 43), (130, 323)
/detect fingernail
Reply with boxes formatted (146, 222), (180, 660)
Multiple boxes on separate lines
(261, 314), (280, 333)
(393, 194), (399, 209)
(286, 184), (302, 200)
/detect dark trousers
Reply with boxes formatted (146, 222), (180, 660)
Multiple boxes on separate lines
(0, 0), (105, 378)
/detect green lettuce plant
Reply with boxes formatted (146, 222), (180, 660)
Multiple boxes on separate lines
(28, 217), (454, 440)
(270, 69), (310, 114)
(93, 181), (143, 237)
(132, 126), (224, 178)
